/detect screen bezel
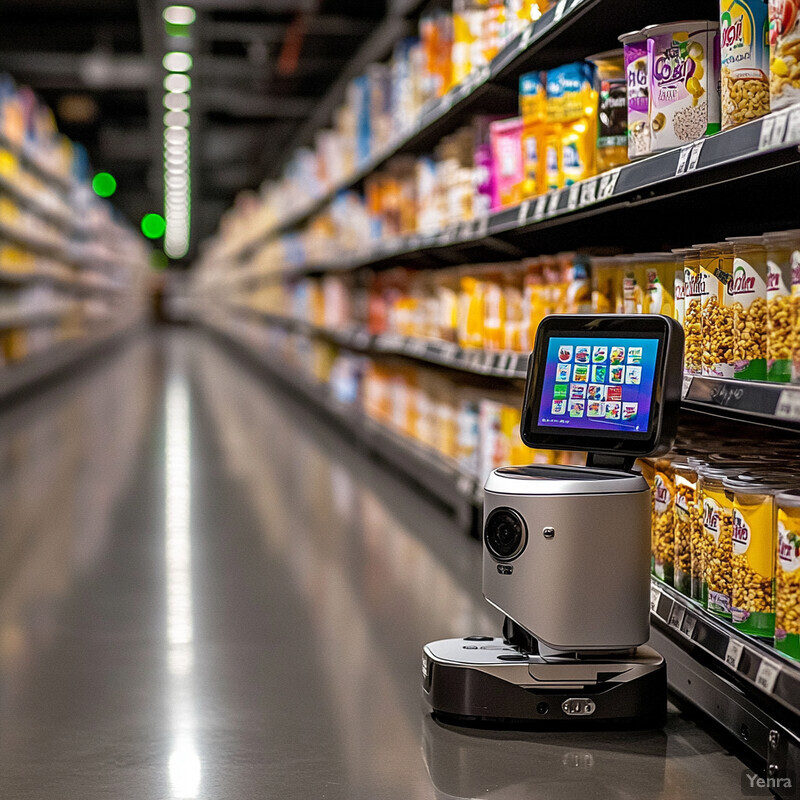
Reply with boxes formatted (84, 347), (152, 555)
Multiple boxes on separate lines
(520, 315), (679, 457)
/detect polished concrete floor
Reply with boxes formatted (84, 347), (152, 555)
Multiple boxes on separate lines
(0, 329), (758, 799)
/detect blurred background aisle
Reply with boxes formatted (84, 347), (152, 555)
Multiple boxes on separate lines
(0, 329), (753, 799)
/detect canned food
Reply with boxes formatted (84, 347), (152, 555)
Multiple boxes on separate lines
(587, 50), (629, 172)
(727, 478), (791, 637)
(653, 458), (675, 585)
(720, 0), (771, 130)
(764, 230), (800, 382)
(672, 247), (694, 328)
(636, 252), (676, 317)
(682, 248), (703, 375)
(699, 467), (735, 616)
(645, 21), (721, 152)
(622, 257), (647, 314)
(673, 459), (700, 595)
(696, 243), (735, 378)
(726, 236), (768, 381)
(618, 30), (650, 159)
(769, 0), (800, 110)
(776, 489), (800, 659)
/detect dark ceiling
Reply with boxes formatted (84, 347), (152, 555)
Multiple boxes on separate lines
(0, 0), (410, 261)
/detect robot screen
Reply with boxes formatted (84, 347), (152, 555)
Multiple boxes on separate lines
(536, 335), (660, 434)
(520, 315), (683, 458)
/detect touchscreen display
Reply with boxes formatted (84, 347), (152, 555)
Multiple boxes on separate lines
(537, 336), (660, 433)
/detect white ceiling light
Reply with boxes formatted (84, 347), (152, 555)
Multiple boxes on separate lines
(163, 52), (192, 72)
(164, 93), (190, 111)
(164, 73), (191, 93)
(165, 126), (189, 144)
(163, 5), (196, 25)
(164, 111), (190, 127)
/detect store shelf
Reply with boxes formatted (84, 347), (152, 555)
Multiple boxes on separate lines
(683, 376), (800, 431)
(0, 171), (72, 230)
(227, 0), (712, 264)
(0, 218), (67, 262)
(0, 130), (73, 196)
(0, 306), (72, 330)
(651, 581), (800, 724)
(0, 320), (143, 406)
(201, 312), (481, 526)
(274, 104), (800, 278)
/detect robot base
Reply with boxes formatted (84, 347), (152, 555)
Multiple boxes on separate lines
(423, 637), (666, 729)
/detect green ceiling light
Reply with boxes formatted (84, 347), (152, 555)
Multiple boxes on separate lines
(162, 52), (192, 72)
(141, 213), (167, 239)
(91, 172), (117, 197)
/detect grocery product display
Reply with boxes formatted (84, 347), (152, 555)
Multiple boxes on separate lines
(188, 0), (800, 790)
(0, 75), (149, 392)
(6, 0), (800, 796)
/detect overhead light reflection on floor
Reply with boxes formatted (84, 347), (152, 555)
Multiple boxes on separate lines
(164, 377), (200, 798)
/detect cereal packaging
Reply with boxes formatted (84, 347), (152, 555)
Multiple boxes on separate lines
(683, 249), (704, 375)
(519, 72), (547, 198)
(619, 31), (650, 159)
(646, 21), (721, 152)
(588, 50), (629, 172)
(776, 490), (800, 660)
(700, 467), (735, 616)
(728, 479), (785, 637)
(546, 62), (597, 186)
(653, 459), (676, 585)
(764, 230), (800, 382)
(489, 117), (524, 208)
(673, 460), (701, 596)
(696, 243), (734, 378)
(720, 0), (771, 130)
(769, 0), (800, 109)
(726, 236), (768, 380)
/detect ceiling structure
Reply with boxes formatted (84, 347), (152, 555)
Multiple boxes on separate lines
(0, 0), (419, 262)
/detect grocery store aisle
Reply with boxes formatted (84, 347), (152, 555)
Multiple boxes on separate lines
(0, 329), (753, 799)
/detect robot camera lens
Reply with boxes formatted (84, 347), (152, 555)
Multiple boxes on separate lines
(484, 508), (527, 561)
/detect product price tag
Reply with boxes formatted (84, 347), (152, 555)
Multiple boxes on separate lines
(533, 194), (549, 221)
(668, 603), (685, 629)
(480, 352), (494, 371)
(771, 111), (789, 147)
(546, 190), (562, 216)
(597, 169), (620, 200)
(553, 0), (570, 23)
(775, 388), (800, 421)
(687, 139), (704, 171)
(474, 214), (489, 239)
(519, 21), (536, 51)
(724, 639), (745, 670)
(681, 614), (697, 638)
(682, 374), (693, 399)
(567, 183), (580, 211)
(579, 178), (598, 207)
(517, 200), (531, 226)
(496, 353), (512, 373)
(650, 585), (661, 613)
(786, 107), (800, 143)
(755, 659), (781, 694)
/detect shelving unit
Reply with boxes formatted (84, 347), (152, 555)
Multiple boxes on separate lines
(192, 2), (800, 793)
(0, 119), (149, 391)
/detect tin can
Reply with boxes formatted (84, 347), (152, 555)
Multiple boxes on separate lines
(728, 478), (791, 637)
(726, 236), (768, 381)
(673, 459), (700, 595)
(645, 21), (721, 152)
(764, 229), (800, 382)
(618, 30), (650, 159)
(720, 0), (771, 130)
(776, 489), (800, 659)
